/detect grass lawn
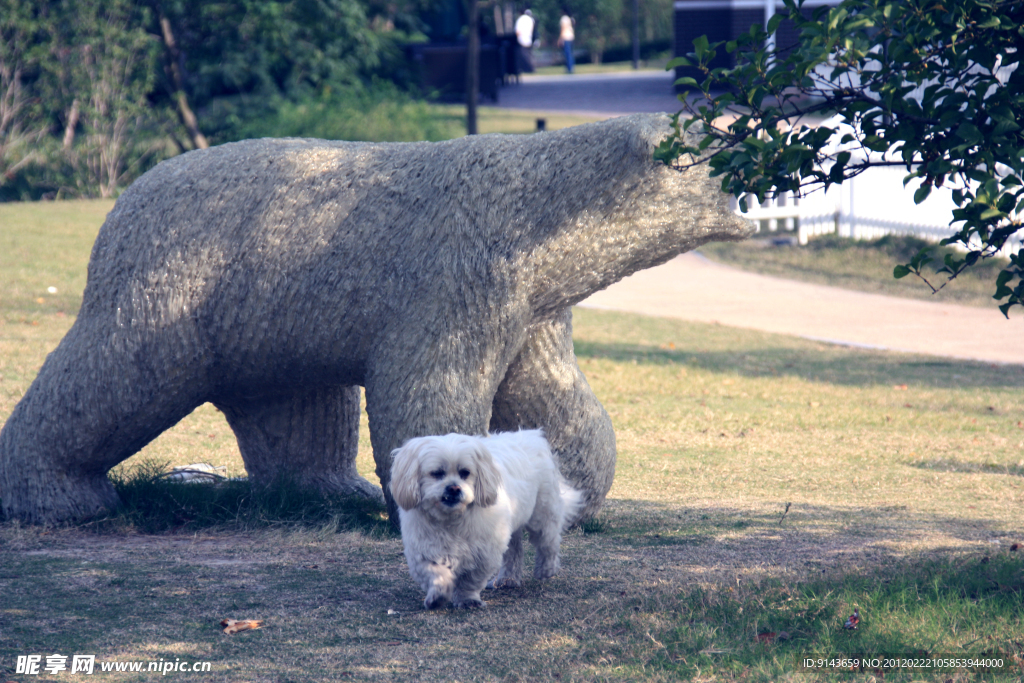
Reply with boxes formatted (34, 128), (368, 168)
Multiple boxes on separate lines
(699, 233), (1011, 309)
(429, 104), (607, 135)
(532, 59), (670, 76)
(1, 201), (1022, 681)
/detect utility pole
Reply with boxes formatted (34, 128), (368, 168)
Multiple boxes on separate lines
(764, 0), (776, 56)
(632, 0), (640, 69)
(466, 0), (480, 134)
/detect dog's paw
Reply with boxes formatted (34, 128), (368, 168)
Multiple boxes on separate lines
(533, 558), (561, 581)
(489, 577), (522, 590)
(424, 589), (448, 610)
(454, 597), (486, 609)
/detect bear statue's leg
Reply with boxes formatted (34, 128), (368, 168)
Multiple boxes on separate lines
(363, 341), (502, 525)
(0, 323), (207, 524)
(489, 308), (616, 526)
(216, 385), (383, 502)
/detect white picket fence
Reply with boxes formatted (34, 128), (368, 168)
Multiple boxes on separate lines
(735, 165), (1022, 257)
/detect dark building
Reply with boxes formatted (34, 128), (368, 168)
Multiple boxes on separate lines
(673, 0), (840, 86)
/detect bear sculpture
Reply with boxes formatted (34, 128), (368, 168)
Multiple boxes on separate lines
(0, 113), (752, 524)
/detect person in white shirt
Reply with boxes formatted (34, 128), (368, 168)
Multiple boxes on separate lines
(515, 9), (536, 73)
(557, 9), (575, 73)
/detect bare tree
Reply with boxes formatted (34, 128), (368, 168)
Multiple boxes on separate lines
(0, 1), (45, 191)
(157, 6), (208, 149)
(69, 0), (159, 197)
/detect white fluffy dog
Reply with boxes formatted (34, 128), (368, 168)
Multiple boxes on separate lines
(390, 429), (583, 609)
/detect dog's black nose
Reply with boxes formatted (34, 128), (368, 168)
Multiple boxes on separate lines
(441, 485), (462, 506)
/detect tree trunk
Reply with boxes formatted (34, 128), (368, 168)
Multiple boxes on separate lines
(62, 98), (80, 150)
(158, 11), (208, 149)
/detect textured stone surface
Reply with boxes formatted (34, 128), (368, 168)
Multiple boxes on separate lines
(0, 113), (752, 524)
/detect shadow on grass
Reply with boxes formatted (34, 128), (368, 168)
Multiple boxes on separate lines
(635, 551), (1023, 681)
(2, 495), (1020, 682)
(586, 497), (1020, 573)
(89, 460), (394, 537)
(573, 339), (1024, 389)
(910, 458), (1024, 478)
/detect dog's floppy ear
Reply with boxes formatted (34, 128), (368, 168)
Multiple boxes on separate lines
(471, 442), (501, 508)
(389, 439), (424, 510)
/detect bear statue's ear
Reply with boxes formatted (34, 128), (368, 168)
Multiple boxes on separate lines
(471, 443), (501, 508)
(389, 439), (425, 510)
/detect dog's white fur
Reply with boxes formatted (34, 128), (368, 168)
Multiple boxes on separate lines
(390, 429), (583, 609)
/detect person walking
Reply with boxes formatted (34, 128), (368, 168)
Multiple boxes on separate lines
(557, 8), (575, 73)
(515, 9), (536, 73)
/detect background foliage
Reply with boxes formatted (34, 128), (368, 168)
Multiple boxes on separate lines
(1, 0), (672, 202)
(0, 0), (437, 201)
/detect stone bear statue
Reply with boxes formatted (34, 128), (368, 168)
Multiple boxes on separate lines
(0, 113), (752, 525)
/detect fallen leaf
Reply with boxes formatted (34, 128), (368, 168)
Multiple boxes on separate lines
(221, 618), (263, 634)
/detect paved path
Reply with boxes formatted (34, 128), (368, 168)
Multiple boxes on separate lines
(498, 70), (684, 117)
(580, 253), (1024, 365)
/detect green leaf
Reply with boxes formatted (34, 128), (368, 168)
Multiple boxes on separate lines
(893, 264), (912, 279)
(994, 270), (1014, 299)
(955, 122), (982, 142)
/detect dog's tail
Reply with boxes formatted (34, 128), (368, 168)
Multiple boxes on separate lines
(559, 479), (585, 531)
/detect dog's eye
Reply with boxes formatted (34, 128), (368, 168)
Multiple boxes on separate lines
(458, 469), (470, 479)
(430, 470), (445, 480)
